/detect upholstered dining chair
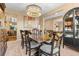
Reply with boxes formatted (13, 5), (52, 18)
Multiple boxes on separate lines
(39, 32), (62, 56)
(25, 30), (41, 56)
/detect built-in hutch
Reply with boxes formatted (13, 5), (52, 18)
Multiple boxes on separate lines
(63, 7), (79, 48)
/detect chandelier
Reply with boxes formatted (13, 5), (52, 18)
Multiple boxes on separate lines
(26, 4), (42, 17)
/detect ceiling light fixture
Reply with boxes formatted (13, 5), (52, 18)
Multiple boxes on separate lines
(26, 4), (42, 17)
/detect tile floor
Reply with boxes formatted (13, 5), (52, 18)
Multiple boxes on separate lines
(5, 40), (79, 56)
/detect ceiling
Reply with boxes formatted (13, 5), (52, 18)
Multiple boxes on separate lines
(5, 3), (64, 15)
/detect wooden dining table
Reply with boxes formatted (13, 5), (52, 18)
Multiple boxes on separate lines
(29, 34), (44, 43)
(25, 29), (63, 43)
(29, 32), (62, 42)
(29, 32), (52, 43)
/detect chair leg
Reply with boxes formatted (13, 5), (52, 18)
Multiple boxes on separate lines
(39, 52), (42, 56)
(25, 43), (27, 54)
(40, 53), (42, 56)
(26, 47), (27, 54)
(63, 44), (64, 48)
(21, 41), (24, 49)
(58, 51), (60, 56)
(29, 49), (31, 56)
(63, 39), (64, 48)
(38, 49), (41, 56)
(37, 47), (40, 56)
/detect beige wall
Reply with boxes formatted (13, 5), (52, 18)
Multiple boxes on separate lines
(45, 19), (53, 30)
(45, 16), (63, 32)
(52, 17), (63, 32)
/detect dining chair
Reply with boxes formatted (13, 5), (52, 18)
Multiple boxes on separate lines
(20, 30), (25, 49)
(25, 30), (41, 56)
(39, 32), (62, 56)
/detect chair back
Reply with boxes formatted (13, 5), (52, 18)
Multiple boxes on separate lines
(20, 30), (25, 40)
(24, 30), (32, 50)
(24, 30), (31, 40)
(50, 32), (61, 55)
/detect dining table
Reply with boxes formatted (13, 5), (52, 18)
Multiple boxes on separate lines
(29, 32), (63, 43)
(29, 32), (52, 43)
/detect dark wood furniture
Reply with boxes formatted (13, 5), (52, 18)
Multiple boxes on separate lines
(39, 32), (62, 56)
(25, 30), (41, 56)
(63, 7), (79, 48)
(0, 30), (7, 56)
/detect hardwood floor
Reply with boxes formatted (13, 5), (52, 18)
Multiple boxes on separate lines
(5, 40), (79, 56)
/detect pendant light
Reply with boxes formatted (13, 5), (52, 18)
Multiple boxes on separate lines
(26, 4), (42, 17)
